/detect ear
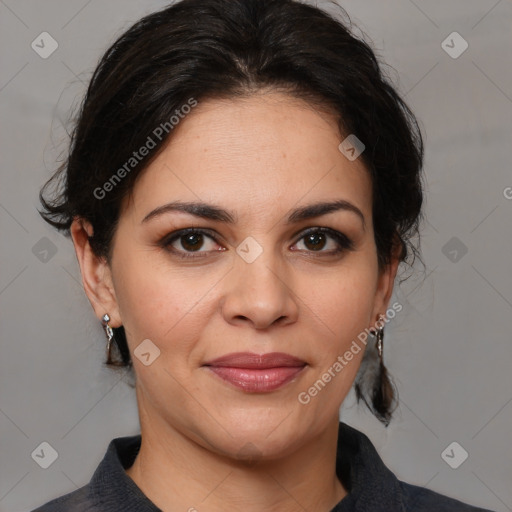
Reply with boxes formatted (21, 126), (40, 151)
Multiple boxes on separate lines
(370, 238), (402, 324)
(70, 217), (122, 327)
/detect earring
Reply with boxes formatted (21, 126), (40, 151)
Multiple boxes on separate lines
(369, 313), (385, 364)
(354, 315), (396, 426)
(102, 314), (114, 361)
(375, 322), (384, 360)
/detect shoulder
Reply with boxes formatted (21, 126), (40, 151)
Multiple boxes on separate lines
(29, 434), (146, 512)
(336, 422), (496, 512)
(29, 485), (98, 512)
(399, 480), (496, 512)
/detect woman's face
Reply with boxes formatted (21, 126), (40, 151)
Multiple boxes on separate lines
(77, 91), (398, 460)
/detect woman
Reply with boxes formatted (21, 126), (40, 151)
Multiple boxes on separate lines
(34, 0), (495, 510)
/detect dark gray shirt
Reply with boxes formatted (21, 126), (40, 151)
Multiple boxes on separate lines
(32, 421), (495, 511)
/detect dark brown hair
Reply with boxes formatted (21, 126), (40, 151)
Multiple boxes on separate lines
(38, 0), (424, 424)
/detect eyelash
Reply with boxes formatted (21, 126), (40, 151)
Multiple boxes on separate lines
(159, 227), (354, 260)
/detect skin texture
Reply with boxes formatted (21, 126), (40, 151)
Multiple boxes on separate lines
(70, 91), (400, 512)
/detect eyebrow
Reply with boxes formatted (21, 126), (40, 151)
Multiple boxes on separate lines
(141, 199), (365, 229)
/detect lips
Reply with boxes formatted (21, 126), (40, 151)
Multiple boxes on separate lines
(202, 352), (307, 392)
(204, 352), (306, 368)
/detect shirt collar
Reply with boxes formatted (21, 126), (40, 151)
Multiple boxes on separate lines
(333, 422), (406, 511)
(87, 422), (405, 511)
(88, 434), (160, 511)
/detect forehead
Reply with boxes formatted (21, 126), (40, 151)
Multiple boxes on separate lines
(121, 92), (372, 224)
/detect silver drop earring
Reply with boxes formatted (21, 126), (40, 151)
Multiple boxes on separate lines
(375, 322), (384, 360)
(102, 313), (114, 359)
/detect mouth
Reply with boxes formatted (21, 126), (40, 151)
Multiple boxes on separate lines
(202, 352), (307, 392)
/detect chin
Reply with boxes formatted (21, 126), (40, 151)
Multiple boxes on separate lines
(192, 411), (309, 463)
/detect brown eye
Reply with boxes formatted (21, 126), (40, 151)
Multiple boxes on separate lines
(303, 231), (328, 251)
(162, 228), (222, 259)
(180, 232), (205, 252)
(293, 227), (354, 255)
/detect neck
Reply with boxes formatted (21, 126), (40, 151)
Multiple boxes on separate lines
(125, 404), (347, 512)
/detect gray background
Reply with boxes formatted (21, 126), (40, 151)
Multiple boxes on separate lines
(1, 1), (511, 511)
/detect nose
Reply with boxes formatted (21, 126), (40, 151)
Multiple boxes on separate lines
(220, 247), (299, 330)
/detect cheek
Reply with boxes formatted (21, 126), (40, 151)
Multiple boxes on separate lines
(112, 252), (219, 357)
(303, 258), (378, 348)
(293, 261), (378, 413)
